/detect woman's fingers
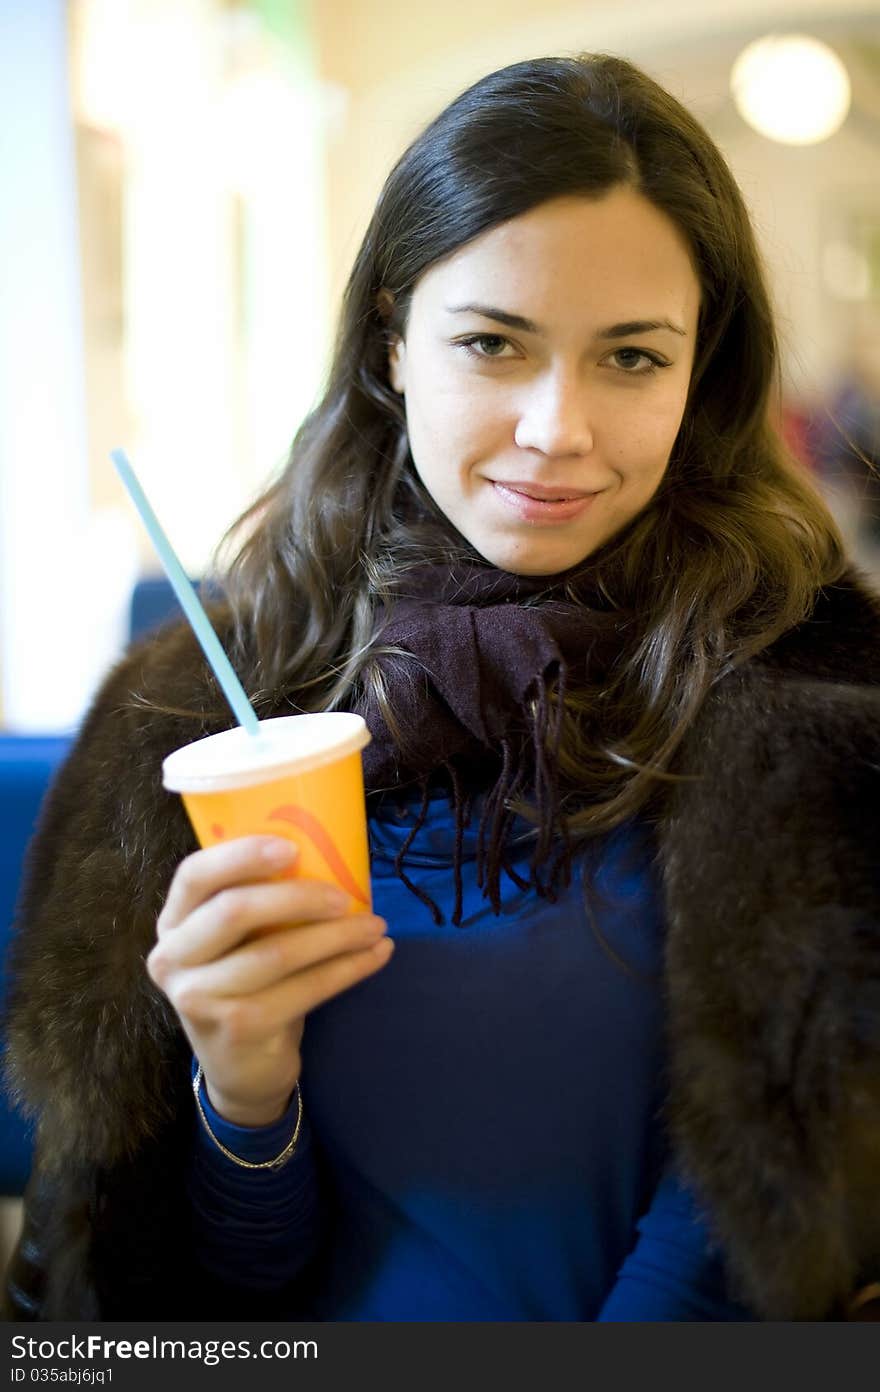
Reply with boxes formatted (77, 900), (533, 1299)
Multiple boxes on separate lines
(197, 937), (396, 1044)
(157, 836), (304, 935)
(148, 834), (396, 1059)
(153, 874), (353, 971)
(168, 910), (388, 1007)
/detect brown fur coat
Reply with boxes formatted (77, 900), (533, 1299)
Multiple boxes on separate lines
(4, 571), (880, 1320)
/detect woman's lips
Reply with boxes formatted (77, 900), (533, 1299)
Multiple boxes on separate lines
(491, 481), (599, 523)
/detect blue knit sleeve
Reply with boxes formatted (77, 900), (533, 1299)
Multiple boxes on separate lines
(187, 1057), (325, 1292)
(596, 1168), (756, 1322)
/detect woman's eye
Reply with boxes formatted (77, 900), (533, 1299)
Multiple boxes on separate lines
(455, 337), (670, 375)
(608, 348), (666, 375)
(456, 334), (514, 360)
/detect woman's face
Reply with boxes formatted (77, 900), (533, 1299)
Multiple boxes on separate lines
(387, 188), (702, 575)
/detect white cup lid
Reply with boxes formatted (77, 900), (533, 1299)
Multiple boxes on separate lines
(162, 712), (371, 792)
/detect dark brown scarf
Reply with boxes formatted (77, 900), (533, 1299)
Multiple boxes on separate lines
(351, 558), (628, 926)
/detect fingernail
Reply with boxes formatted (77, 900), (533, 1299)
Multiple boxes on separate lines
(325, 885), (350, 911)
(263, 839), (298, 864)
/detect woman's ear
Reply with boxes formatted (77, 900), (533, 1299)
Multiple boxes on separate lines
(388, 336), (406, 395)
(377, 288), (405, 395)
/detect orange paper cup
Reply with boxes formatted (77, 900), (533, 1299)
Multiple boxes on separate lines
(162, 713), (372, 912)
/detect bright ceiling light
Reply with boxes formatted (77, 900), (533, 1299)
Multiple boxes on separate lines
(730, 33), (851, 145)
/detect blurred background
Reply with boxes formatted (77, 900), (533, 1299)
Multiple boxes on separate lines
(0, 0), (879, 734)
(1, 0), (879, 1279)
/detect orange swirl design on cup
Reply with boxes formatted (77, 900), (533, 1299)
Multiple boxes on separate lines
(267, 802), (370, 907)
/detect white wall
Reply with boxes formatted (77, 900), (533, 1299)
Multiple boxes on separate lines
(0, 0), (136, 732)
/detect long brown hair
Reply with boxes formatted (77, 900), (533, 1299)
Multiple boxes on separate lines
(203, 51), (845, 843)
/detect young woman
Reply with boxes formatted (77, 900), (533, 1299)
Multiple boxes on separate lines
(4, 52), (880, 1323)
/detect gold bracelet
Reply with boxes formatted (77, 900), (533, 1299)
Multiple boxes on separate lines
(192, 1062), (303, 1171)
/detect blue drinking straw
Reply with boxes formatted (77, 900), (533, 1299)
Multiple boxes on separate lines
(111, 448), (260, 737)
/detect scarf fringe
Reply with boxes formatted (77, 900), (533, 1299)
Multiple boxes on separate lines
(392, 660), (575, 928)
(391, 775), (445, 925)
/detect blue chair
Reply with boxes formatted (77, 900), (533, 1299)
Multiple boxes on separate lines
(0, 735), (73, 1194)
(128, 574), (221, 644)
(1, 573), (210, 1195)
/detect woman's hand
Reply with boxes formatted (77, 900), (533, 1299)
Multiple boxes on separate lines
(146, 836), (393, 1126)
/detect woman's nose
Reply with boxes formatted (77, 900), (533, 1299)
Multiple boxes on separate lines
(513, 370), (595, 456)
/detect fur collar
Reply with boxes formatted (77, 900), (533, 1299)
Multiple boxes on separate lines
(659, 571), (880, 1318)
(5, 567), (880, 1320)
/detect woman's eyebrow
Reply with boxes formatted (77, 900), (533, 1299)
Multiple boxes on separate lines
(444, 303), (687, 338)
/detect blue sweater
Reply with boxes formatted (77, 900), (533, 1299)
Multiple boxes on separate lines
(188, 785), (753, 1321)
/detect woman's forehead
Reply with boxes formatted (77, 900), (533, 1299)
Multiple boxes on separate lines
(413, 192), (701, 330)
